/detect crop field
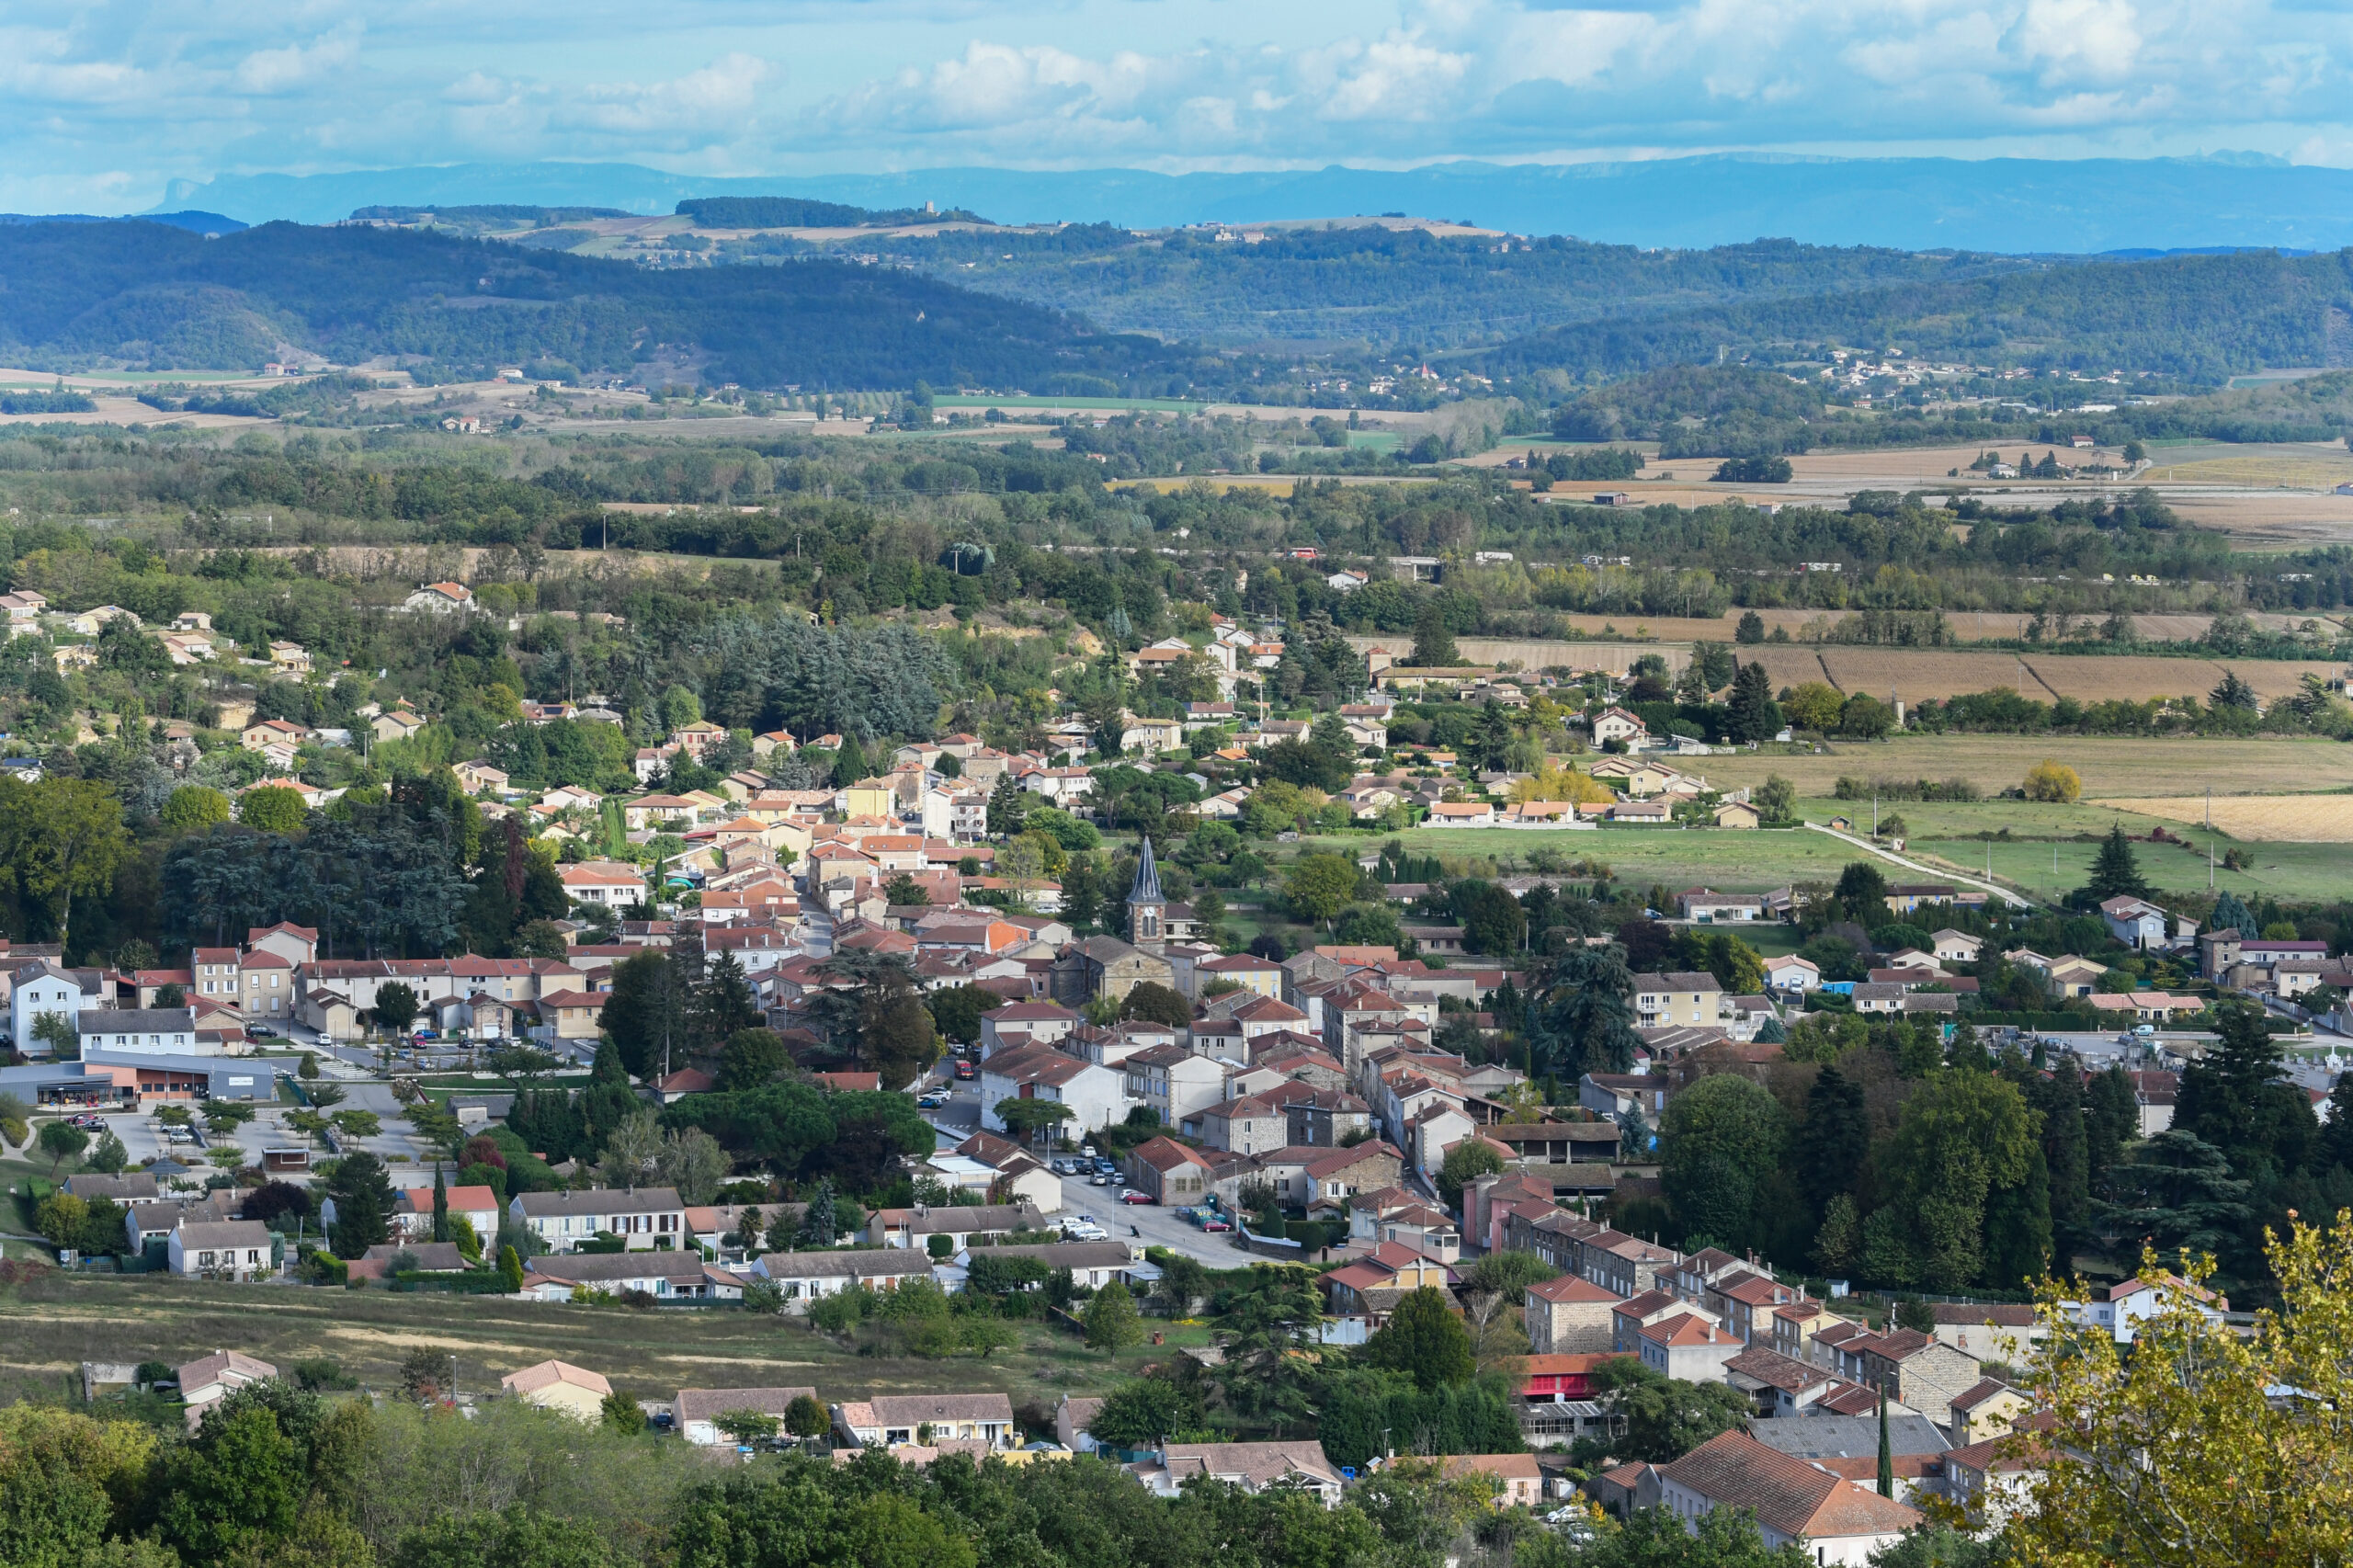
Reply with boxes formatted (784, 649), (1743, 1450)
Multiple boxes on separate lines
(2097, 794), (2353, 843)
(1699, 734), (2353, 799)
(2141, 444), (2353, 489)
(1795, 648), (2336, 703)
(0, 1265), (1172, 1414)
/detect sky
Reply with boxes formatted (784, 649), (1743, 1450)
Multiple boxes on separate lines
(9, 0), (2353, 213)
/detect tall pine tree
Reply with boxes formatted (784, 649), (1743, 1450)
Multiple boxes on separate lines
(2085, 824), (2152, 900)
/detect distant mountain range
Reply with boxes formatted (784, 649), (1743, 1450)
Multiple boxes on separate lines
(148, 153), (2353, 254)
(0, 210), (245, 234)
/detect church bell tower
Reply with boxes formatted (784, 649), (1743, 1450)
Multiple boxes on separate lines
(1127, 835), (1165, 951)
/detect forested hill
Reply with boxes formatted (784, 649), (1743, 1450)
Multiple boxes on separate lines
(850, 227), (2042, 350)
(0, 222), (1197, 393)
(1481, 247), (2353, 384)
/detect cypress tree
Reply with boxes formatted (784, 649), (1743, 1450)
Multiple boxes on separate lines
(431, 1165), (449, 1244)
(2041, 1065), (2089, 1247)
(1876, 1386), (1893, 1498)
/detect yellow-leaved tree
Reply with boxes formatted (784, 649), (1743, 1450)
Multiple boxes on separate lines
(2022, 759), (2082, 803)
(2011, 1213), (2353, 1568)
(1509, 762), (1614, 805)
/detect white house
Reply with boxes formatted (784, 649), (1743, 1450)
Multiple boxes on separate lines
(73, 1008), (198, 1056)
(10, 960), (105, 1055)
(559, 862), (645, 907)
(749, 1248), (937, 1306)
(402, 582), (475, 614)
(1592, 707), (1648, 744)
(1762, 954), (1820, 994)
(2067, 1275), (2225, 1343)
(2097, 896), (2172, 951)
(168, 1221), (276, 1282)
(979, 1043), (1133, 1136)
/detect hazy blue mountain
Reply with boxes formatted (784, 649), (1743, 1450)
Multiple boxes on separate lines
(155, 153), (2353, 253)
(0, 210), (245, 234)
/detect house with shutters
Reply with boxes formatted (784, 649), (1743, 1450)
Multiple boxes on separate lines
(507, 1187), (686, 1252)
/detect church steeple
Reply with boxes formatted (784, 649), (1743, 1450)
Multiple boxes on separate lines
(1127, 835), (1165, 949)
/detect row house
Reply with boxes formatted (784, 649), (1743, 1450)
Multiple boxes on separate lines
(1126, 1042), (1236, 1128)
(507, 1187), (687, 1253)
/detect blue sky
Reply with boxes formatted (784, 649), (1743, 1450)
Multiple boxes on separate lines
(10, 0), (2353, 212)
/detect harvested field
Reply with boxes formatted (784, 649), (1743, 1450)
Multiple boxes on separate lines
(1789, 648), (2334, 703)
(2097, 795), (2353, 843)
(1699, 735), (2353, 799)
(2023, 654), (2338, 703)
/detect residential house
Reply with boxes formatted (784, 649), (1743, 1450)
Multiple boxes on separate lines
(1631, 972), (1722, 1028)
(1654, 1430), (1923, 1566)
(516, 1252), (743, 1302)
(1855, 1329), (1987, 1425)
(1944, 1436), (2051, 1531)
(834, 1393), (1017, 1450)
(1526, 1273), (1621, 1354)
(176, 1350), (278, 1431)
(393, 1183), (501, 1244)
(1927, 1303), (2045, 1363)
(866, 1201), (1049, 1251)
(1636, 1312), (1744, 1381)
(2066, 1274), (2225, 1343)
(1134, 1442), (1343, 1506)
(980, 1044), (1131, 1137)
(1439, 1454), (1543, 1507)
(1125, 1135), (1212, 1205)
(403, 582), (477, 615)
(752, 1249), (938, 1306)
(507, 1187), (686, 1252)
(675, 1385), (820, 1447)
(168, 1220), (275, 1281)
(501, 1360), (610, 1421)
(1945, 1379), (2034, 1447)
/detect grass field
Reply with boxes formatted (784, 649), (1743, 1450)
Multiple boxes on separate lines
(0, 1267), (1180, 1414)
(1323, 786), (2353, 902)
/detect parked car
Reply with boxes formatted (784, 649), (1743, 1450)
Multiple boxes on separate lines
(953, 1062), (975, 1080)
(248, 1025), (276, 1039)
(1119, 1189), (1151, 1205)
(1199, 1216), (1232, 1233)
(1089, 1171), (1112, 1186)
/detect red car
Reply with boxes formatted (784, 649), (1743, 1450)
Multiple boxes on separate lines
(1119, 1190), (1151, 1205)
(953, 1062), (975, 1079)
(1200, 1217), (1232, 1233)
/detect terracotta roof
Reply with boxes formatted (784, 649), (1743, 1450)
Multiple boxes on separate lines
(1658, 1429), (1924, 1540)
(502, 1359), (612, 1398)
(1529, 1274), (1620, 1304)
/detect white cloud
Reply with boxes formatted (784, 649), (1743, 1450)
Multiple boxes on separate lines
(234, 28), (363, 96)
(1, 0), (2352, 208)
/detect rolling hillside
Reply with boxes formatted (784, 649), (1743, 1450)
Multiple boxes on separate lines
(0, 221), (1195, 392)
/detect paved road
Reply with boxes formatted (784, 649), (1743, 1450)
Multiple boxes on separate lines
(1804, 821), (2031, 909)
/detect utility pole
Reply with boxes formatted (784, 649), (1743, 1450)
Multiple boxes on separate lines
(2208, 786), (2214, 890)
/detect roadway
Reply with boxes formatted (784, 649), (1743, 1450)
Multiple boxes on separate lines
(919, 1060), (1248, 1267)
